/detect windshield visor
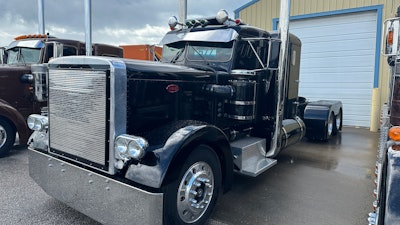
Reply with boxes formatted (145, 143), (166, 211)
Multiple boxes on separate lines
(160, 29), (239, 45)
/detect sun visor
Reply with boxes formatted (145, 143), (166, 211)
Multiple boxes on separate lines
(160, 29), (239, 45)
(6, 40), (44, 50)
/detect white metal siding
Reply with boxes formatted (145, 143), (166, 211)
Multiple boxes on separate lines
(290, 11), (377, 127)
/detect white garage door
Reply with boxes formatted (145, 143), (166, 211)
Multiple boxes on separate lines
(289, 11), (377, 127)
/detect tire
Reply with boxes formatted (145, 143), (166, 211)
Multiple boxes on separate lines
(0, 118), (16, 157)
(164, 145), (222, 225)
(333, 109), (342, 135)
(325, 113), (334, 141)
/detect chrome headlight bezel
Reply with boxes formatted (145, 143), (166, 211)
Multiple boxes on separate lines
(115, 134), (148, 161)
(27, 114), (48, 131)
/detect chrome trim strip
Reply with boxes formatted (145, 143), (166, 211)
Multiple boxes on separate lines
(228, 100), (256, 105)
(227, 115), (255, 120)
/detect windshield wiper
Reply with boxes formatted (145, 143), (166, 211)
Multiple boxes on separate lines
(19, 49), (27, 65)
(170, 48), (184, 63)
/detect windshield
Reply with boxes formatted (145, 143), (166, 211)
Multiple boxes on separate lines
(162, 41), (233, 63)
(6, 47), (41, 64)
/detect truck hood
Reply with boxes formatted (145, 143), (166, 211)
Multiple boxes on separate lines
(0, 64), (31, 73)
(123, 59), (228, 82)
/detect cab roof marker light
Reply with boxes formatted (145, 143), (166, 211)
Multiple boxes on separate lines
(185, 19), (200, 28)
(200, 19), (209, 27)
(14, 34), (47, 40)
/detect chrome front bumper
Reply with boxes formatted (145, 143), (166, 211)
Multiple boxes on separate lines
(29, 149), (163, 225)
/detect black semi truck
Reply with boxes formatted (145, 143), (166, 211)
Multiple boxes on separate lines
(27, 9), (342, 225)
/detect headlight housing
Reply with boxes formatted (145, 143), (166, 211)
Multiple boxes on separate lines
(27, 114), (48, 131)
(115, 134), (148, 160)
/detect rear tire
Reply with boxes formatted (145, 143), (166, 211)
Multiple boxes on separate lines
(324, 113), (334, 141)
(333, 109), (342, 135)
(164, 145), (221, 225)
(0, 118), (15, 157)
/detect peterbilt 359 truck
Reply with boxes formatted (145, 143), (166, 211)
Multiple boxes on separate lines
(27, 10), (342, 225)
(0, 34), (123, 157)
(368, 17), (400, 225)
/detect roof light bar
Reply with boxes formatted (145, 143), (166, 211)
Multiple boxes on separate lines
(14, 34), (47, 40)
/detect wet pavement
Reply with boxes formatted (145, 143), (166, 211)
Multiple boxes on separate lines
(210, 126), (378, 225)
(0, 126), (378, 225)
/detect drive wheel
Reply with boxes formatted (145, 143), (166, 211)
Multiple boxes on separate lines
(325, 113), (334, 140)
(164, 145), (221, 225)
(0, 118), (15, 157)
(333, 109), (342, 135)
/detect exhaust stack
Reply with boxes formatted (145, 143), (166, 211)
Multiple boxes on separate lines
(85, 0), (92, 56)
(267, 0), (291, 157)
(38, 0), (45, 34)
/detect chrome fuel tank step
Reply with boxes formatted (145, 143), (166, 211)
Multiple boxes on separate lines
(231, 137), (277, 177)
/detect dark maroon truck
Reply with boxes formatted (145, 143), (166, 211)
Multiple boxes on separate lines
(0, 34), (123, 157)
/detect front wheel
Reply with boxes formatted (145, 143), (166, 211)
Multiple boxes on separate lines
(0, 118), (15, 157)
(164, 145), (222, 225)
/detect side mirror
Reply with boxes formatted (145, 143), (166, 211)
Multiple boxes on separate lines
(267, 38), (281, 70)
(0, 47), (4, 64)
(53, 42), (63, 59)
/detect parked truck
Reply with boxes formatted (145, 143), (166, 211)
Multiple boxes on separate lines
(0, 34), (123, 157)
(120, 44), (162, 61)
(368, 17), (400, 225)
(27, 9), (342, 225)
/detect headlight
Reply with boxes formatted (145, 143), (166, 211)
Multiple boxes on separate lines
(115, 134), (148, 160)
(27, 114), (48, 131)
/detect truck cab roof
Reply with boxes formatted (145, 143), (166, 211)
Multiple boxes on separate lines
(160, 16), (272, 74)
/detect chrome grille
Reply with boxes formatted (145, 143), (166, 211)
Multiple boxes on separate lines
(48, 69), (108, 168)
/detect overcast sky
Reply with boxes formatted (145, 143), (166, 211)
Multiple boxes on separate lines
(0, 0), (250, 47)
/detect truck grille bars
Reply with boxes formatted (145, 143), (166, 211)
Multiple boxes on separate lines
(48, 69), (110, 171)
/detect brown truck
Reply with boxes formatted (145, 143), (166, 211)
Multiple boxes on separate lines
(0, 34), (123, 157)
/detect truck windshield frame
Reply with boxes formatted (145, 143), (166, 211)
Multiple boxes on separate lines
(6, 47), (41, 64)
(163, 41), (234, 63)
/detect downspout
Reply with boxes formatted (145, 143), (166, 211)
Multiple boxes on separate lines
(85, 0), (92, 56)
(38, 0), (45, 34)
(266, 0), (290, 157)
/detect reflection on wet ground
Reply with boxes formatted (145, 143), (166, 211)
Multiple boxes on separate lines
(279, 126), (378, 179)
(210, 126), (378, 225)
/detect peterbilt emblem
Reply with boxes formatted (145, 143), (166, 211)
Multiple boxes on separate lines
(166, 84), (180, 93)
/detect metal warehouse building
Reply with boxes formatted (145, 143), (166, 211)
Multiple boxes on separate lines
(235, 0), (399, 131)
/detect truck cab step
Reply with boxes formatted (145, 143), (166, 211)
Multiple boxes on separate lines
(231, 137), (277, 177)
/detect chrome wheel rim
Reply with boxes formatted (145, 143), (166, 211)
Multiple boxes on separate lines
(336, 112), (342, 130)
(177, 161), (214, 223)
(328, 115), (333, 136)
(0, 125), (6, 148)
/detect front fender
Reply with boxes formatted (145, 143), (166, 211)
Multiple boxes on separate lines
(125, 124), (233, 191)
(0, 99), (30, 144)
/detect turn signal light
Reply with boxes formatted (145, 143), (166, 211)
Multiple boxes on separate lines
(388, 126), (400, 141)
(388, 29), (394, 45)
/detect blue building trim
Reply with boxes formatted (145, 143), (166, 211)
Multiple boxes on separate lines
(234, 0), (259, 19)
(270, 5), (383, 88)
